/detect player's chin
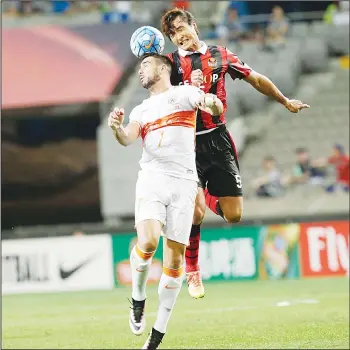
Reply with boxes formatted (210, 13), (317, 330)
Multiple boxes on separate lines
(140, 79), (148, 88)
(179, 40), (193, 51)
(182, 43), (192, 51)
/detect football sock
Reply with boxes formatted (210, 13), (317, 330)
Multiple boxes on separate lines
(185, 225), (201, 273)
(154, 266), (184, 333)
(130, 245), (154, 301)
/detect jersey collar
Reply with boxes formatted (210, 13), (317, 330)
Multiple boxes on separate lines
(178, 41), (208, 57)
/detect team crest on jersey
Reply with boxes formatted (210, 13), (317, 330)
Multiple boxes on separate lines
(178, 67), (184, 74)
(208, 57), (217, 68)
(168, 97), (176, 104)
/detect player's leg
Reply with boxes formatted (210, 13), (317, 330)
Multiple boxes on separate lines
(143, 178), (197, 348)
(130, 219), (163, 336)
(129, 173), (167, 336)
(185, 187), (206, 299)
(143, 238), (186, 349)
(205, 126), (243, 223)
(185, 151), (207, 299)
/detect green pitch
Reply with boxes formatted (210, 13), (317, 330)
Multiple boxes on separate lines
(2, 278), (349, 349)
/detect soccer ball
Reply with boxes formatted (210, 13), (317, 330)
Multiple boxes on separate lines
(130, 26), (165, 58)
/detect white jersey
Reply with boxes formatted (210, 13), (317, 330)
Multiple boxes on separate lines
(129, 85), (203, 182)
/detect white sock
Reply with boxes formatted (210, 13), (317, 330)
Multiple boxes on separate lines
(130, 245), (154, 301)
(153, 266), (184, 334)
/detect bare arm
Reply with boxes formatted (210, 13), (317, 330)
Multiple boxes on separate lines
(244, 70), (288, 105)
(108, 108), (140, 146)
(244, 71), (310, 113)
(112, 123), (140, 146)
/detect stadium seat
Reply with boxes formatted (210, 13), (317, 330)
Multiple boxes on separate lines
(309, 21), (330, 41)
(225, 92), (241, 121)
(328, 24), (350, 55)
(290, 22), (309, 39)
(236, 81), (268, 115)
(301, 38), (328, 73)
(239, 62), (349, 218)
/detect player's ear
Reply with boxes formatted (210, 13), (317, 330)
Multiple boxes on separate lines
(192, 22), (199, 35)
(160, 64), (167, 74)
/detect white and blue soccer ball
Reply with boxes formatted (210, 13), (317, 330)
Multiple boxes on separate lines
(130, 26), (165, 58)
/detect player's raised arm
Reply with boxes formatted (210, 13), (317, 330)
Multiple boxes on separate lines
(225, 48), (310, 113)
(244, 71), (310, 113)
(108, 107), (140, 146)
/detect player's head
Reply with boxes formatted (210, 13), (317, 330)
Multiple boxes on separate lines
(139, 53), (173, 89)
(161, 8), (200, 51)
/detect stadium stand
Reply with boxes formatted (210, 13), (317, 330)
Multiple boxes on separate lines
(97, 19), (349, 225)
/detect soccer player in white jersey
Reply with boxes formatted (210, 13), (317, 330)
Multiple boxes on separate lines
(108, 53), (224, 349)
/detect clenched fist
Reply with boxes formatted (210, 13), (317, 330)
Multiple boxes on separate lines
(191, 69), (204, 88)
(108, 107), (124, 131)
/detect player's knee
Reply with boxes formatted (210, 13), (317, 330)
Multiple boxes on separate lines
(168, 255), (184, 270)
(137, 236), (158, 253)
(225, 208), (243, 224)
(193, 205), (205, 225)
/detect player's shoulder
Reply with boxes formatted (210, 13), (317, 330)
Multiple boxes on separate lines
(165, 52), (173, 59)
(208, 44), (231, 54)
(130, 103), (145, 115)
(172, 84), (201, 95)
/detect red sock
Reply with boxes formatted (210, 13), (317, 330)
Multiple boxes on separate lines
(204, 189), (224, 218)
(185, 225), (201, 273)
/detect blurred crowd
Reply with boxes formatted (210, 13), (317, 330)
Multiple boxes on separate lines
(204, 0), (349, 51)
(2, 0), (134, 22)
(251, 144), (349, 198)
(2, 0), (189, 23)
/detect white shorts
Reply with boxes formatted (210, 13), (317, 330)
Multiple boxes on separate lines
(135, 171), (198, 245)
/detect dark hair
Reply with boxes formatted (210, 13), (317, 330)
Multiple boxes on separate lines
(161, 7), (199, 39)
(264, 155), (275, 162)
(141, 53), (173, 74)
(295, 147), (308, 154)
(334, 143), (344, 154)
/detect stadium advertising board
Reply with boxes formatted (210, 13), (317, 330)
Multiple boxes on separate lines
(257, 224), (300, 280)
(299, 221), (349, 277)
(112, 233), (163, 286)
(2, 235), (114, 294)
(111, 227), (260, 286)
(195, 227), (261, 281)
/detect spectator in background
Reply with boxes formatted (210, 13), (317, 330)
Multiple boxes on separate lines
(17, 0), (33, 15)
(323, 1), (338, 24)
(216, 7), (249, 45)
(327, 144), (349, 192)
(264, 5), (289, 51)
(100, 1), (131, 24)
(252, 156), (284, 198)
(333, 0), (349, 25)
(315, 144), (350, 192)
(286, 147), (326, 186)
(204, 22), (219, 40)
(115, 1), (131, 23)
(229, 1), (249, 17)
(173, 0), (190, 11)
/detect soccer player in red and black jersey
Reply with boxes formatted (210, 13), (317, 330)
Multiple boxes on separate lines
(161, 8), (310, 299)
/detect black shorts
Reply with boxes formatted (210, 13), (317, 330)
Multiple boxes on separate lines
(196, 125), (242, 197)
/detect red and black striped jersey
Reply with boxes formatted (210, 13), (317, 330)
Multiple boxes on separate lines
(167, 45), (252, 133)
